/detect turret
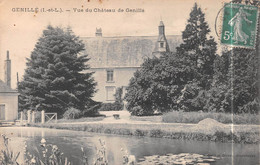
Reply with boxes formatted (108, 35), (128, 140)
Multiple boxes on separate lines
(152, 21), (170, 58)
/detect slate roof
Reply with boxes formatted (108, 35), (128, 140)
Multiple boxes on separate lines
(81, 35), (182, 68)
(0, 80), (17, 93)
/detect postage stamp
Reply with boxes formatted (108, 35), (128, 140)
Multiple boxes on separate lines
(221, 3), (259, 48)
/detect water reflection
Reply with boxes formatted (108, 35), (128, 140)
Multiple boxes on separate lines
(0, 127), (258, 165)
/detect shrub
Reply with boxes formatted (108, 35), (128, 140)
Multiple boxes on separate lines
(134, 129), (146, 136)
(114, 87), (123, 104)
(63, 107), (81, 119)
(34, 111), (42, 123)
(98, 87), (124, 111)
(149, 129), (164, 138)
(128, 106), (153, 116)
(83, 103), (101, 116)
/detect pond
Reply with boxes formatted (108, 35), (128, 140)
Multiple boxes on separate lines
(0, 127), (258, 165)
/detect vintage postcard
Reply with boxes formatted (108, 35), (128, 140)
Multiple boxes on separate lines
(0, 0), (259, 165)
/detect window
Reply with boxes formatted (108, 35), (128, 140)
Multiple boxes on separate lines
(0, 104), (5, 120)
(107, 70), (114, 82)
(106, 86), (115, 101)
(160, 42), (164, 48)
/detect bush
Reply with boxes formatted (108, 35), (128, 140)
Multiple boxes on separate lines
(63, 107), (81, 119)
(35, 111), (41, 123)
(127, 106), (152, 116)
(114, 87), (123, 104)
(98, 87), (124, 111)
(98, 102), (123, 111)
(83, 103), (101, 116)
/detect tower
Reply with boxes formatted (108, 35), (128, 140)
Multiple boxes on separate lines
(4, 50), (11, 87)
(95, 28), (102, 37)
(152, 21), (170, 57)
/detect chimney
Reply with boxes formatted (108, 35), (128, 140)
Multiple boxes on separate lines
(158, 21), (165, 35)
(95, 28), (102, 37)
(4, 50), (11, 87)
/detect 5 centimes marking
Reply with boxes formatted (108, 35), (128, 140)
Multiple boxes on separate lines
(221, 3), (259, 48)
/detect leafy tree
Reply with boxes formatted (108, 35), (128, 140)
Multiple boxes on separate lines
(202, 52), (232, 113)
(125, 57), (160, 115)
(19, 25), (97, 116)
(125, 53), (197, 115)
(204, 48), (259, 114)
(231, 48), (259, 113)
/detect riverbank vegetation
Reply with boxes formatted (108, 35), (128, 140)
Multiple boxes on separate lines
(30, 119), (259, 144)
(130, 111), (259, 125)
(0, 134), (136, 165)
(161, 111), (259, 124)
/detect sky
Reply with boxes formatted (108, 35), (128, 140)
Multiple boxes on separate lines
(0, 0), (229, 89)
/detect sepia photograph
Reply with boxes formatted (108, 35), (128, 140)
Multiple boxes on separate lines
(0, 0), (259, 164)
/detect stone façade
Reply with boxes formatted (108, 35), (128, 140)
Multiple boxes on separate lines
(81, 22), (182, 102)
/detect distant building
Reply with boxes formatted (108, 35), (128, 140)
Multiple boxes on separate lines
(82, 21), (182, 102)
(0, 51), (19, 121)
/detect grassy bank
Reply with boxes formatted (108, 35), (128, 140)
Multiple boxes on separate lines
(130, 115), (162, 123)
(29, 120), (259, 144)
(51, 116), (105, 123)
(161, 111), (259, 124)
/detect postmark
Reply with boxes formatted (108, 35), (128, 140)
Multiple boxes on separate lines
(221, 3), (259, 48)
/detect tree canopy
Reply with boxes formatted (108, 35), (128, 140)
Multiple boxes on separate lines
(177, 3), (217, 90)
(125, 52), (197, 115)
(125, 2), (259, 115)
(19, 25), (97, 116)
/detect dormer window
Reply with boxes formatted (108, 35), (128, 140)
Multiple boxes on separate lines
(160, 42), (164, 48)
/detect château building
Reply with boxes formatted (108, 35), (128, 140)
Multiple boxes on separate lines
(0, 51), (19, 121)
(82, 21), (182, 102)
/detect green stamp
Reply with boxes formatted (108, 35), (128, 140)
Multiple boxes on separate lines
(221, 3), (259, 48)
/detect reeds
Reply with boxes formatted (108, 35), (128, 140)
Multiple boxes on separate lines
(0, 135), (133, 165)
(0, 134), (20, 165)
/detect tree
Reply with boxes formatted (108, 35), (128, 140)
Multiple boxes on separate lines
(125, 57), (160, 115)
(175, 3), (218, 112)
(125, 53), (197, 115)
(177, 3), (217, 89)
(202, 51), (232, 113)
(230, 48), (259, 113)
(19, 25), (97, 116)
(204, 47), (259, 114)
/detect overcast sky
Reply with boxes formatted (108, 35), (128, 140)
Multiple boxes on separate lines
(0, 0), (228, 88)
